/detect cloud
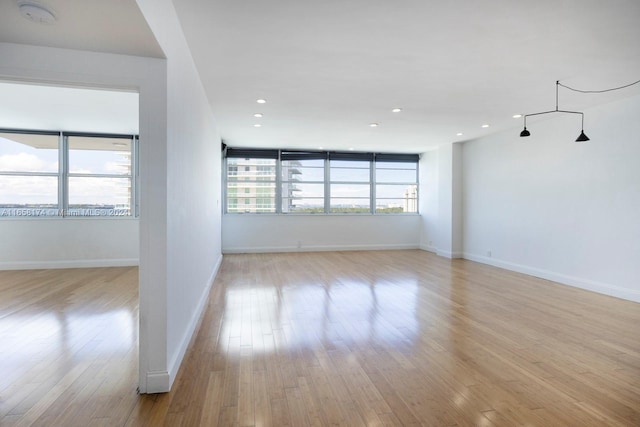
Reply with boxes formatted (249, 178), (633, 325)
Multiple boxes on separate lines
(0, 153), (58, 173)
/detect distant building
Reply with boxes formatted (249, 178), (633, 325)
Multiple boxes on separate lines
(403, 184), (417, 213)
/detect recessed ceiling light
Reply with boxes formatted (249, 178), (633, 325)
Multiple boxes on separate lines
(512, 114), (522, 119)
(19, 2), (56, 24)
(348, 147), (354, 151)
(254, 113), (263, 118)
(456, 133), (463, 136)
(369, 123), (379, 127)
(481, 124), (490, 128)
(392, 108), (402, 113)
(256, 99), (266, 104)
(253, 124), (262, 128)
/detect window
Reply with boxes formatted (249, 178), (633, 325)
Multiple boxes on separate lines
(226, 154), (276, 213)
(0, 132), (59, 216)
(375, 156), (418, 213)
(0, 129), (137, 218)
(225, 148), (419, 214)
(68, 136), (133, 216)
(329, 155), (372, 213)
(281, 151), (326, 213)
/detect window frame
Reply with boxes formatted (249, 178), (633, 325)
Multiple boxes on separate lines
(0, 128), (139, 219)
(225, 153), (278, 214)
(224, 148), (419, 215)
(374, 159), (419, 214)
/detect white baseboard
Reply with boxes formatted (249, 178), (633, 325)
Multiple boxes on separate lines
(167, 254), (223, 390)
(223, 243), (420, 254)
(436, 250), (463, 259)
(145, 370), (171, 394)
(463, 252), (640, 303)
(419, 244), (437, 253)
(0, 258), (139, 270)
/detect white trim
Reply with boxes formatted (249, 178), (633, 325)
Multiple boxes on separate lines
(419, 244), (437, 253)
(436, 250), (463, 259)
(0, 258), (139, 270)
(145, 371), (171, 394)
(463, 252), (640, 303)
(223, 243), (419, 254)
(167, 254), (223, 389)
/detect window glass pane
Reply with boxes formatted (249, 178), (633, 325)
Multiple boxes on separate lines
(282, 161), (324, 182)
(330, 168), (369, 181)
(0, 175), (58, 216)
(230, 183), (276, 197)
(282, 183), (324, 198)
(375, 161), (418, 214)
(227, 198), (276, 213)
(227, 158), (276, 181)
(68, 136), (131, 175)
(0, 133), (58, 173)
(376, 167), (417, 183)
(376, 184), (418, 199)
(330, 182), (370, 213)
(226, 158), (276, 212)
(376, 198), (417, 213)
(330, 198), (370, 213)
(68, 177), (131, 216)
(282, 198), (325, 213)
(330, 183), (370, 198)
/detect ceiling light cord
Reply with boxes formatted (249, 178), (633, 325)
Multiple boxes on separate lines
(557, 79), (640, 93)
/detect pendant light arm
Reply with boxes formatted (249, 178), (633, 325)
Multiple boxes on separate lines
(519, 80), (588, 141)
(523, 109), (584, 121)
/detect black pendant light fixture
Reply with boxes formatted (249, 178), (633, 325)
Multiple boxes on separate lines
(519, 80), (589, 142)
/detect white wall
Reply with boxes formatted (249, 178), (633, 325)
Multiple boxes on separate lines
(0, 41), (170, 392)
(136, 0), (223, 392)
(428, 143), (464, 259)
(223, 214), (420, 253)
(419, 149), (438, 252)
(462, 94), (640, 303)
(0, 219), (138, 269)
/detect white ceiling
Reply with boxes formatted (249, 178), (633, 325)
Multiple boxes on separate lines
(1, 1), (639, 152)
(174, 0), (640, 152)
(0, 82), (139, 134)
(0, 0), (163, 58)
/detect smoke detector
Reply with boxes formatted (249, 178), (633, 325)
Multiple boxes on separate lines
(18, 1), (57, 24)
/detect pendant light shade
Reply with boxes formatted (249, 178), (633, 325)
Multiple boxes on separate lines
(520, 127), (530, 137)
(575, 130), (590, 142)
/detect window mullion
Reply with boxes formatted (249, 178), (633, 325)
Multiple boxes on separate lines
(276, 152), (282, 214)
(133, 136), (139, 217)
(415, 160), (420, 214)
(60, 132), (68, 217)
(370, 158), (375, 214)
(324, 158), (330, 213)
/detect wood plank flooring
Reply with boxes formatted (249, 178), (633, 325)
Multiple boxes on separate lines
(1, 250), (639, 426)
(0, 266), (139, 426)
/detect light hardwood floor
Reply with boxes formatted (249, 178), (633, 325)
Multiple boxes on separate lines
(1, 251), (639, 426)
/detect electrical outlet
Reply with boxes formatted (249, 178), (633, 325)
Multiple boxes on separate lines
(297, 240), (302, 248)
(487, 250), (492, 257)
